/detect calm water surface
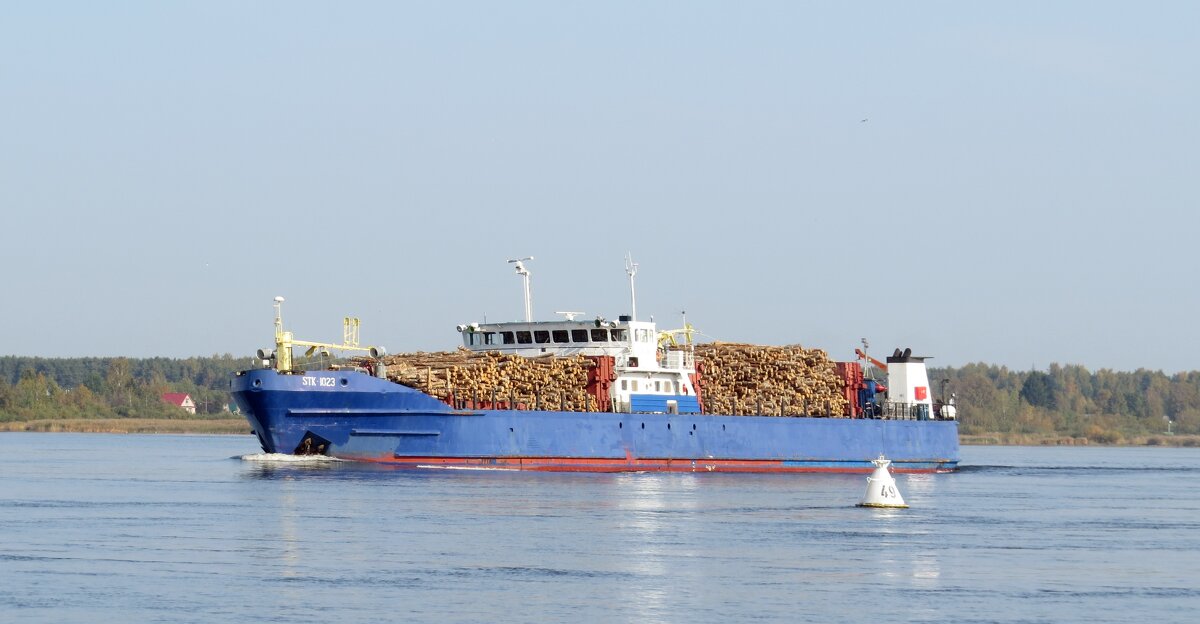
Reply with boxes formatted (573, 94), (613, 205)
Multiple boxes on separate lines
(1, 433), (1197, 623)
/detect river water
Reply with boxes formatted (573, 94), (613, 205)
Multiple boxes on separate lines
(1, 433), (1197, 623)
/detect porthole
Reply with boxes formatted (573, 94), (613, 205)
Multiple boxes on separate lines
(667, 423), (671, 430)
(253, 379), (262, 387)
(641, 423), (645, 429)
(692, 424), (696, 430)
(722, 424), (726, 431)
(341, 378), (349, 386)
(619, 422), (623, 429)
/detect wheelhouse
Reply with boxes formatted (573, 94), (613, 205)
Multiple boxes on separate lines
(457, 315), (701, 413)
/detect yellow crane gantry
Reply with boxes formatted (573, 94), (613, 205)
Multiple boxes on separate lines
(266, 297), (384, 373)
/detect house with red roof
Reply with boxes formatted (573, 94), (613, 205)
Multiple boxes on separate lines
(161, 392), (197, 415)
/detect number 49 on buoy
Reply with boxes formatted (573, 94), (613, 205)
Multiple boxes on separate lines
(857, 455), (909, 509)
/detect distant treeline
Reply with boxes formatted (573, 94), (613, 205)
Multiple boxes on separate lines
(930, 363), (1200, 441)
(2, 355), (1198, 441)
(0, 355), (251, 422)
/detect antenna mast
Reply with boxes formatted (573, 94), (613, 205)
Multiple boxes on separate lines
(274, 296), (285, 341)
(508, 256), (534, 322)
(625, 252), (639, 321)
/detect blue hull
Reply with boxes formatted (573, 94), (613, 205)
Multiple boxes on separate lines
(231, 369), (959, 473)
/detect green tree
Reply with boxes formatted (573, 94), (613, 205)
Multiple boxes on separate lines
(1020, 371), (1056, 409)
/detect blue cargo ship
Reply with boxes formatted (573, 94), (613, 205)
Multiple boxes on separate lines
(232, 262), (959, 473)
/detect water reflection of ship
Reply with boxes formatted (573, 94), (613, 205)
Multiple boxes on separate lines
(612, 474), (701, 621)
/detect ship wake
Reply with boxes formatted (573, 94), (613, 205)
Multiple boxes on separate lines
(238, 453), (345, 464)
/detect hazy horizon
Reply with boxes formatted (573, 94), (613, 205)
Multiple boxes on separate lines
(2, 2), (1196, 372)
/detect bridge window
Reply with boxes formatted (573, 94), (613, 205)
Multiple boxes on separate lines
(534, 330), (551, 344)
(516, 331), (533, 344)
(635, 329), (651, 342)
(484, 332), (498, 345)
(502, 331), (515, 345)
(571, 329), (589, 342)
(590, 328), (609, 342)
(628, 357), (639, 368)
(552, 330), (569, 343)
(611, 329), (627, 342)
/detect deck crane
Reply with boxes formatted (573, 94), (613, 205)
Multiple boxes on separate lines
(854, 348), (888, 374)
(259, 297), (386, 374)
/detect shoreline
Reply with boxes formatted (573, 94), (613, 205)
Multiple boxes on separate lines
(0, 418), (251, 435)
(2, 419), (1196, 447)
(959, 433), (1199, 447)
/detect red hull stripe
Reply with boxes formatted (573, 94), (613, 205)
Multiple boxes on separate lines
(349, 455), (953, 474)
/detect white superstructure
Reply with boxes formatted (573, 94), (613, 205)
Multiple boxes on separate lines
(884, 347), (936, 420)
(456, 315), (700, 413)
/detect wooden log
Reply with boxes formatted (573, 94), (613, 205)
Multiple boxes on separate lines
(377, 341), (848, 416)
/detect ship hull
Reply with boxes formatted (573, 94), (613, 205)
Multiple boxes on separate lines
(232, 369), (959, 473)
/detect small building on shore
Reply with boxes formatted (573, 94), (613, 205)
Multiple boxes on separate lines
(161, 392), (197, 415)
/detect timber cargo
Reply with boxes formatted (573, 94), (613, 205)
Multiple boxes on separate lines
(231, 259), (959, 473)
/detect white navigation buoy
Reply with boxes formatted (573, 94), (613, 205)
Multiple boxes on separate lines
(857, 455), (908, 509)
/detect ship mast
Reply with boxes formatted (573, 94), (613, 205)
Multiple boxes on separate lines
(508, 256), (534, 322)
(625, 252), (639, 321)
(273, 296), (292, 372)
(274, 296), (285, 341)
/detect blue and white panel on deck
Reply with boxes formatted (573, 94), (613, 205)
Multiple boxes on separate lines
(629, 394), (702, 414)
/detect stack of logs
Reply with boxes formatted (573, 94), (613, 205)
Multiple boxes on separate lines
(379, 349), (599, 411)
(693, 343), (848, 417)
(378, 342), (849, 416)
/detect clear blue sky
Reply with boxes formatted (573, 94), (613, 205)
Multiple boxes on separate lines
(2, 2), (1196, 372)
